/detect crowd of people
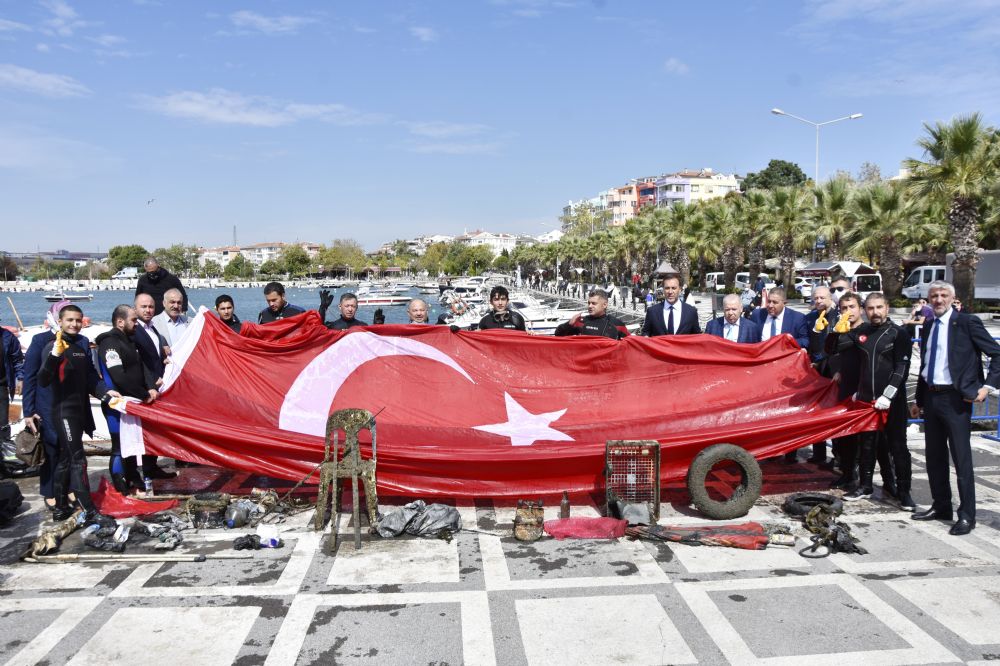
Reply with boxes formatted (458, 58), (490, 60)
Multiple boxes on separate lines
(2, 256), (996, 537)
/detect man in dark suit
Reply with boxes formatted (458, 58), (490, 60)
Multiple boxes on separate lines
(133, 293), (176, 480)
(910, 281), (1000, 535)
(705, 294), (762, 342)
(641, 275), (701, 336)
(750, 287), (809, 348)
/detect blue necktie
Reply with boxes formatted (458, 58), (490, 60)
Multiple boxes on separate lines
(926, 319), (941, 384)
(769, 317), (777, 339)
(667, 305), (675, 334)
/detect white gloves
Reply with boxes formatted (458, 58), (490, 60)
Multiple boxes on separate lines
(874, 396), (892, 410)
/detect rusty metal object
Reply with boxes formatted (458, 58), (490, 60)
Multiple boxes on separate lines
(513, 500), (544, 542)
(314, 408), (379, 552)
(605, 440), (661, 521)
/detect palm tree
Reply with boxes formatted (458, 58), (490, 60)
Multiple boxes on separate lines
(904, 113), (1000, 308)
(697, 199), (739, 290)
(737, 189), (771, 283)
(811, 177), (854, 259)
(847, 182), (917, 298)
(763, 187), (813, 288)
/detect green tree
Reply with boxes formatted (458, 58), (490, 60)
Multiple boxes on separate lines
(223, 254), (254, 280)
(904, 113), (1000, 309)
(764, 187), (813, 285)
(316, 239), (367, 275)
(153, 244), (198, 276)
(107, 244), (148, 273)
(259, 259), (284, 276)
(1, 254), (19, 281)
(742, 159), (808, 191)
(559, 201), (611, 238)
(280, 245), (311, 276)
(811, 177), (854, 259)
(202, 260), (223, 278)
(418, 242), (449, 275)
(847, 182), (917, 298)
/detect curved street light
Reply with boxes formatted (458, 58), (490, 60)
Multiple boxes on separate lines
(770, 108), (863, 184)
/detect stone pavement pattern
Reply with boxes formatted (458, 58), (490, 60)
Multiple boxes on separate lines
(3, 431), (1000, 665)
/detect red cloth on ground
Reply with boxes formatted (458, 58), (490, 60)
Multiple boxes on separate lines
(91, 478), (179, 517)
(544, 517), (628, 539)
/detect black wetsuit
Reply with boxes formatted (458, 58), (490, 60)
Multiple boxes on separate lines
(327, 317), (368, 331)
(38, 334), (108, 512)
(478, 310), (526, 331)
(221, 314), (242, 334)
(96, 328), (156, 493)
(258, 303), (305, 324)
(828, 320), (912, 492)
(554, 314), (629, 340)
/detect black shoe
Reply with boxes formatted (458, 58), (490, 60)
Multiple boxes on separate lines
(882, 484), (898, 500)
(145, 467), (177, 480)
(949, 519), (975, 536)
(844, 486), (873, 501)
(912, 507), (953, 521)
(51, 505), (75, 521)
(897, 491), (916, 512)
(829, 474), (855, 490)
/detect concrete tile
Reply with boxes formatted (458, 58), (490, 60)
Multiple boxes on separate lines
(887, 575), (1000, 645)
(516, 594), (696, 666)
(670, 538), (808, 573)
(68, 606), (261, 666)
(327, 536), (459, 585)
(0, 563), (125, 590)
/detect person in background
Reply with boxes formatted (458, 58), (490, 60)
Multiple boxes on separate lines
(479, 286), (526, 331)
(554, 289), (629, 340)
(132, 293), (175, 480)
(407, 299), (430, 324)
(324, 293), (368, 330)
(134, 256), (187, 316)
(215, 294), (242, 334)
(641, 275), (700, 336)
(1, 319), (24, 469)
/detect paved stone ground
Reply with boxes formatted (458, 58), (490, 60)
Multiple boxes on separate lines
(3, 428), (1000, 666)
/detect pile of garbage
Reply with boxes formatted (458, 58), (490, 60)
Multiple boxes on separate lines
(22, 510), (189, 560)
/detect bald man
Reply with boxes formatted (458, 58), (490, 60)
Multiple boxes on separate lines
(407, 299), (430, 324)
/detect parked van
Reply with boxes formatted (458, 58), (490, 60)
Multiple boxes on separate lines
(901, 250), (1000, 302)
(705, 272), (725, 292)
(735, 272), (775, 291)
(111, 267), (138, 279)
(799, 261), (883, 302)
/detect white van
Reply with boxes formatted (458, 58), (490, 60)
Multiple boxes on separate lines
(901, 250), (1000, 302)
(705, 272), (725, 292)
(112, 267), (138, 279)
(735, 272), (776, 291)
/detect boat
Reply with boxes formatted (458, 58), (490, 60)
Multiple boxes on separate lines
(354, 284), (411, 306)
(44, 291), (93, 302)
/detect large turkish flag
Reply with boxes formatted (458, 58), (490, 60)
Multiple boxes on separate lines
(124, 310), (881, 498)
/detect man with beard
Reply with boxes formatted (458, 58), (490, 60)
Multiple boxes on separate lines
(152, 289), (189, 347)
(821, 291), (867, 489)
(96, 305), (159, 494)
(258, 282), (305, 324)
(829, 293), (913, 509)
(215, 294), (242, 333)
(38, 305), (120, 520)
(135, 257), (187, 316)
(555, 289), (630, 339)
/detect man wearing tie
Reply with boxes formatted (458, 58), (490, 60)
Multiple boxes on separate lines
(133, 293), (176, 480)
(705, 294), (762, 343)
(750, 287), (809, 348)
(641, 275), (701, 336)
(910, 281), (1000, 535)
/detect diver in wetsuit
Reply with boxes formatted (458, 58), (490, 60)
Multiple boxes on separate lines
(38, 305), (119, 520)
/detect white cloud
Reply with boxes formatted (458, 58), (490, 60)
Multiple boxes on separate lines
(39, 0), (94, 37)
(0, 18), (31, 32)
(0, 63), (90, 97)
(229, 10), (316, 35)
(36, 43), (50, 52)
(409, 26), (438, 42)
(140, 88), (385, 127)
(400, 121), (491, 139)
(409, 141), (501, 155)
(88, 33), (126, 47)
(663, 57), (689, 75)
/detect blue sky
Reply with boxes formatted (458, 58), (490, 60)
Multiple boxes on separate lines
(1, 0), (998, 253)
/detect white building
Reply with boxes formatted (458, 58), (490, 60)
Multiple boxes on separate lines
(238, 241), (321, 268)
(455, 230), (517, 257)
(197, 245), (241, 269)
(536, 229), (565, 244)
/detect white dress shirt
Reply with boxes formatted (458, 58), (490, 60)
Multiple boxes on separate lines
(662, 301), (680, 332)
(137, 319), (161, 354)
(152, 311), (189, 347)
(922, 308), (952, 385)
(761, 310), (784, 341)
(724, 320), (740, 341)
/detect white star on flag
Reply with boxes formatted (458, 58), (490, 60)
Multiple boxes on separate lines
(473, 392), (574, 447)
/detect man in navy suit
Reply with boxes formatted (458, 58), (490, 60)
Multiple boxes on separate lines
(133, 293), (176, 480)
(911, 280), (1000, 535)
(750, 287), (809, 348)
(641, 275), (701, 336)
(705, 294), (761, 343)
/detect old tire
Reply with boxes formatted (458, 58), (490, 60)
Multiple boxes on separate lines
(686, 443), (762, 520)
(782, 492), (843, 518)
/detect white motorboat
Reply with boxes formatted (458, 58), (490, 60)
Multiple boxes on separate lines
(44, 291), (94, 302)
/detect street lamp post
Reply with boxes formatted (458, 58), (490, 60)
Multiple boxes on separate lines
(770, 108), (863, 184)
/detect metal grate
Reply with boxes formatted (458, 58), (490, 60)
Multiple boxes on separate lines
(605, 440), (661, 520)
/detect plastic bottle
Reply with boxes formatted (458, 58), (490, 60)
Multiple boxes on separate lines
(559, 491), (571, 519)
(144, 477), (153, 497)
(224, 503), (249, 529)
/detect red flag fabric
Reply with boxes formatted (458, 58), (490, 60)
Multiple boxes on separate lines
(91, 478), (180, 517)
(124, 310), (882, 499)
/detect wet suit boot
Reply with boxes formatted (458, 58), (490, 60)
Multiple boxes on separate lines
(844, 432), (876, 500)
